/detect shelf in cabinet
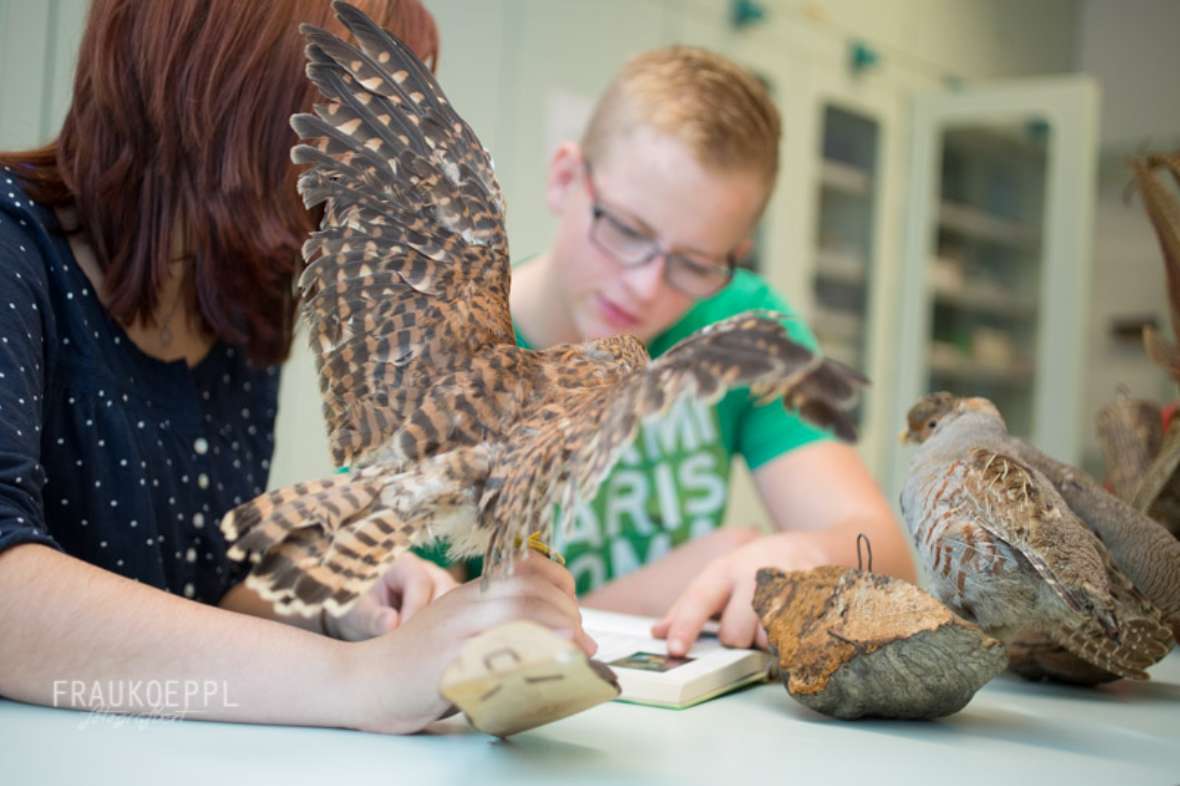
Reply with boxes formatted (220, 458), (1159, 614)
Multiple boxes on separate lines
(945, 126), (1048, 161)
(928, 354), (1034, 386)
(814, 248), (866, 287)
(930, 281), (1036, 318)
(820, 160), (871, 197)
(938, 201), (1037, 249)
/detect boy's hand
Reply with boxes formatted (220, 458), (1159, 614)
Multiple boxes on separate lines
(327, 551), (458, 641)
(651, 532), (830, 656)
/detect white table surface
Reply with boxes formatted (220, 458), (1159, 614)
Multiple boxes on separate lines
(2, 651), (1177, 786)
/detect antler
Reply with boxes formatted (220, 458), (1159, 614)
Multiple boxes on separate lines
(1132, 152), (1180, 381)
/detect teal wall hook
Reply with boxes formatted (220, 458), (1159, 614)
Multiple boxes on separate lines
(849, 40), (880, 75)
(731, 0), (767, 29)
(1024, 118), (1051, 146)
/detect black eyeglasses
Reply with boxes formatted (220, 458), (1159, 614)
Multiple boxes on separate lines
(583, 162), (736, 298)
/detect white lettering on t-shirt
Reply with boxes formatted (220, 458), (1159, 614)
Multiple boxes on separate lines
(652, 461), (683, 531)
(616, 439), (643, 467)
(681, 453), (726, 518)
(560, 500), (602, 549)
(562, 397), (732, 592)
(693, 397), (717, 443)
(604, 468), (656, 537)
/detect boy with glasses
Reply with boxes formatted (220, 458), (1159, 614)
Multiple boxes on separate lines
(442, 46), (913, 657)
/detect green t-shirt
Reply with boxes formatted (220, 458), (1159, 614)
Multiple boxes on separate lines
(415, 269), (830, 593)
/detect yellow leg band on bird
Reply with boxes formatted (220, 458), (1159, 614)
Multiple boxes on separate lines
(519, 531), (566, 566)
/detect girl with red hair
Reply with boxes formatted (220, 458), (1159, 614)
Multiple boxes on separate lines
(0, 0), (588, 732)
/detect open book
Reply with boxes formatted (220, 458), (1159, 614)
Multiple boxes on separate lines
(582, 608), (772, 709)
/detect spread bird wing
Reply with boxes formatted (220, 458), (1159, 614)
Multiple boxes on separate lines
(223, 447), (491, 617)
(292, 1), (513, 468)
(221, 2), (513, 617)
(476, 312), (867, 571)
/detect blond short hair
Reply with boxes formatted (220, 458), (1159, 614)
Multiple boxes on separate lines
(581, 46), (781, 191)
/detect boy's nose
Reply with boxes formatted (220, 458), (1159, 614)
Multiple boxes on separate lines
(621, 254), (667, 301)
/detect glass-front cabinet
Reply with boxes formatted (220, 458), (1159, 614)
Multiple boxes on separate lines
(805, 89), (904, 483)
(928, 124), (1047, 437)
(888, 77), (1100, 497)
(811, 105), (880, 375)
(727, 28), (1099, 513)
(736, 38), (906, 483)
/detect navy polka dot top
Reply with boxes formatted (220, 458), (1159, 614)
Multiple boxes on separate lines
(0, 171), (281, 604)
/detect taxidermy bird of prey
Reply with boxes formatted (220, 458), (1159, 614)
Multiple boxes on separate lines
(220, 2), (866, 620)
(900, 393), (1174, 679)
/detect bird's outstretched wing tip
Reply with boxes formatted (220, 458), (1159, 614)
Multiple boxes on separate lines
(330, 1), (362, 21)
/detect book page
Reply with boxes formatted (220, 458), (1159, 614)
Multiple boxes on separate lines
(581, 609), (770, 708)
(583, 608), (727, 659)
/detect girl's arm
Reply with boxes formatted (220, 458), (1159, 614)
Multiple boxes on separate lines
(0, 544), (590, 733)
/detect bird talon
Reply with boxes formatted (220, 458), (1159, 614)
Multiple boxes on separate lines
(516, 531), (566, 566)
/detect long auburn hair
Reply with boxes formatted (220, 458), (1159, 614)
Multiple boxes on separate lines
(0, 0), (439, 365)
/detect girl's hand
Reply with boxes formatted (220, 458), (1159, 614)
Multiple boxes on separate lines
(345, 554), (596, 734)
(325, 551), (458, 641)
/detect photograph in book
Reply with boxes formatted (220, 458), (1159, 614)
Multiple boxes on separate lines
(582, 609), (771, 709)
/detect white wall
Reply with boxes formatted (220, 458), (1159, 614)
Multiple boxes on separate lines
(1076, 0), (1180, 148)
(1073, 0), (1180, 472)
(767, 0), (1079, 79)
(0, 0), (89, 149)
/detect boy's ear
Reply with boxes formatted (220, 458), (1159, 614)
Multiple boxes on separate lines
(546, 142), (583, 214)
